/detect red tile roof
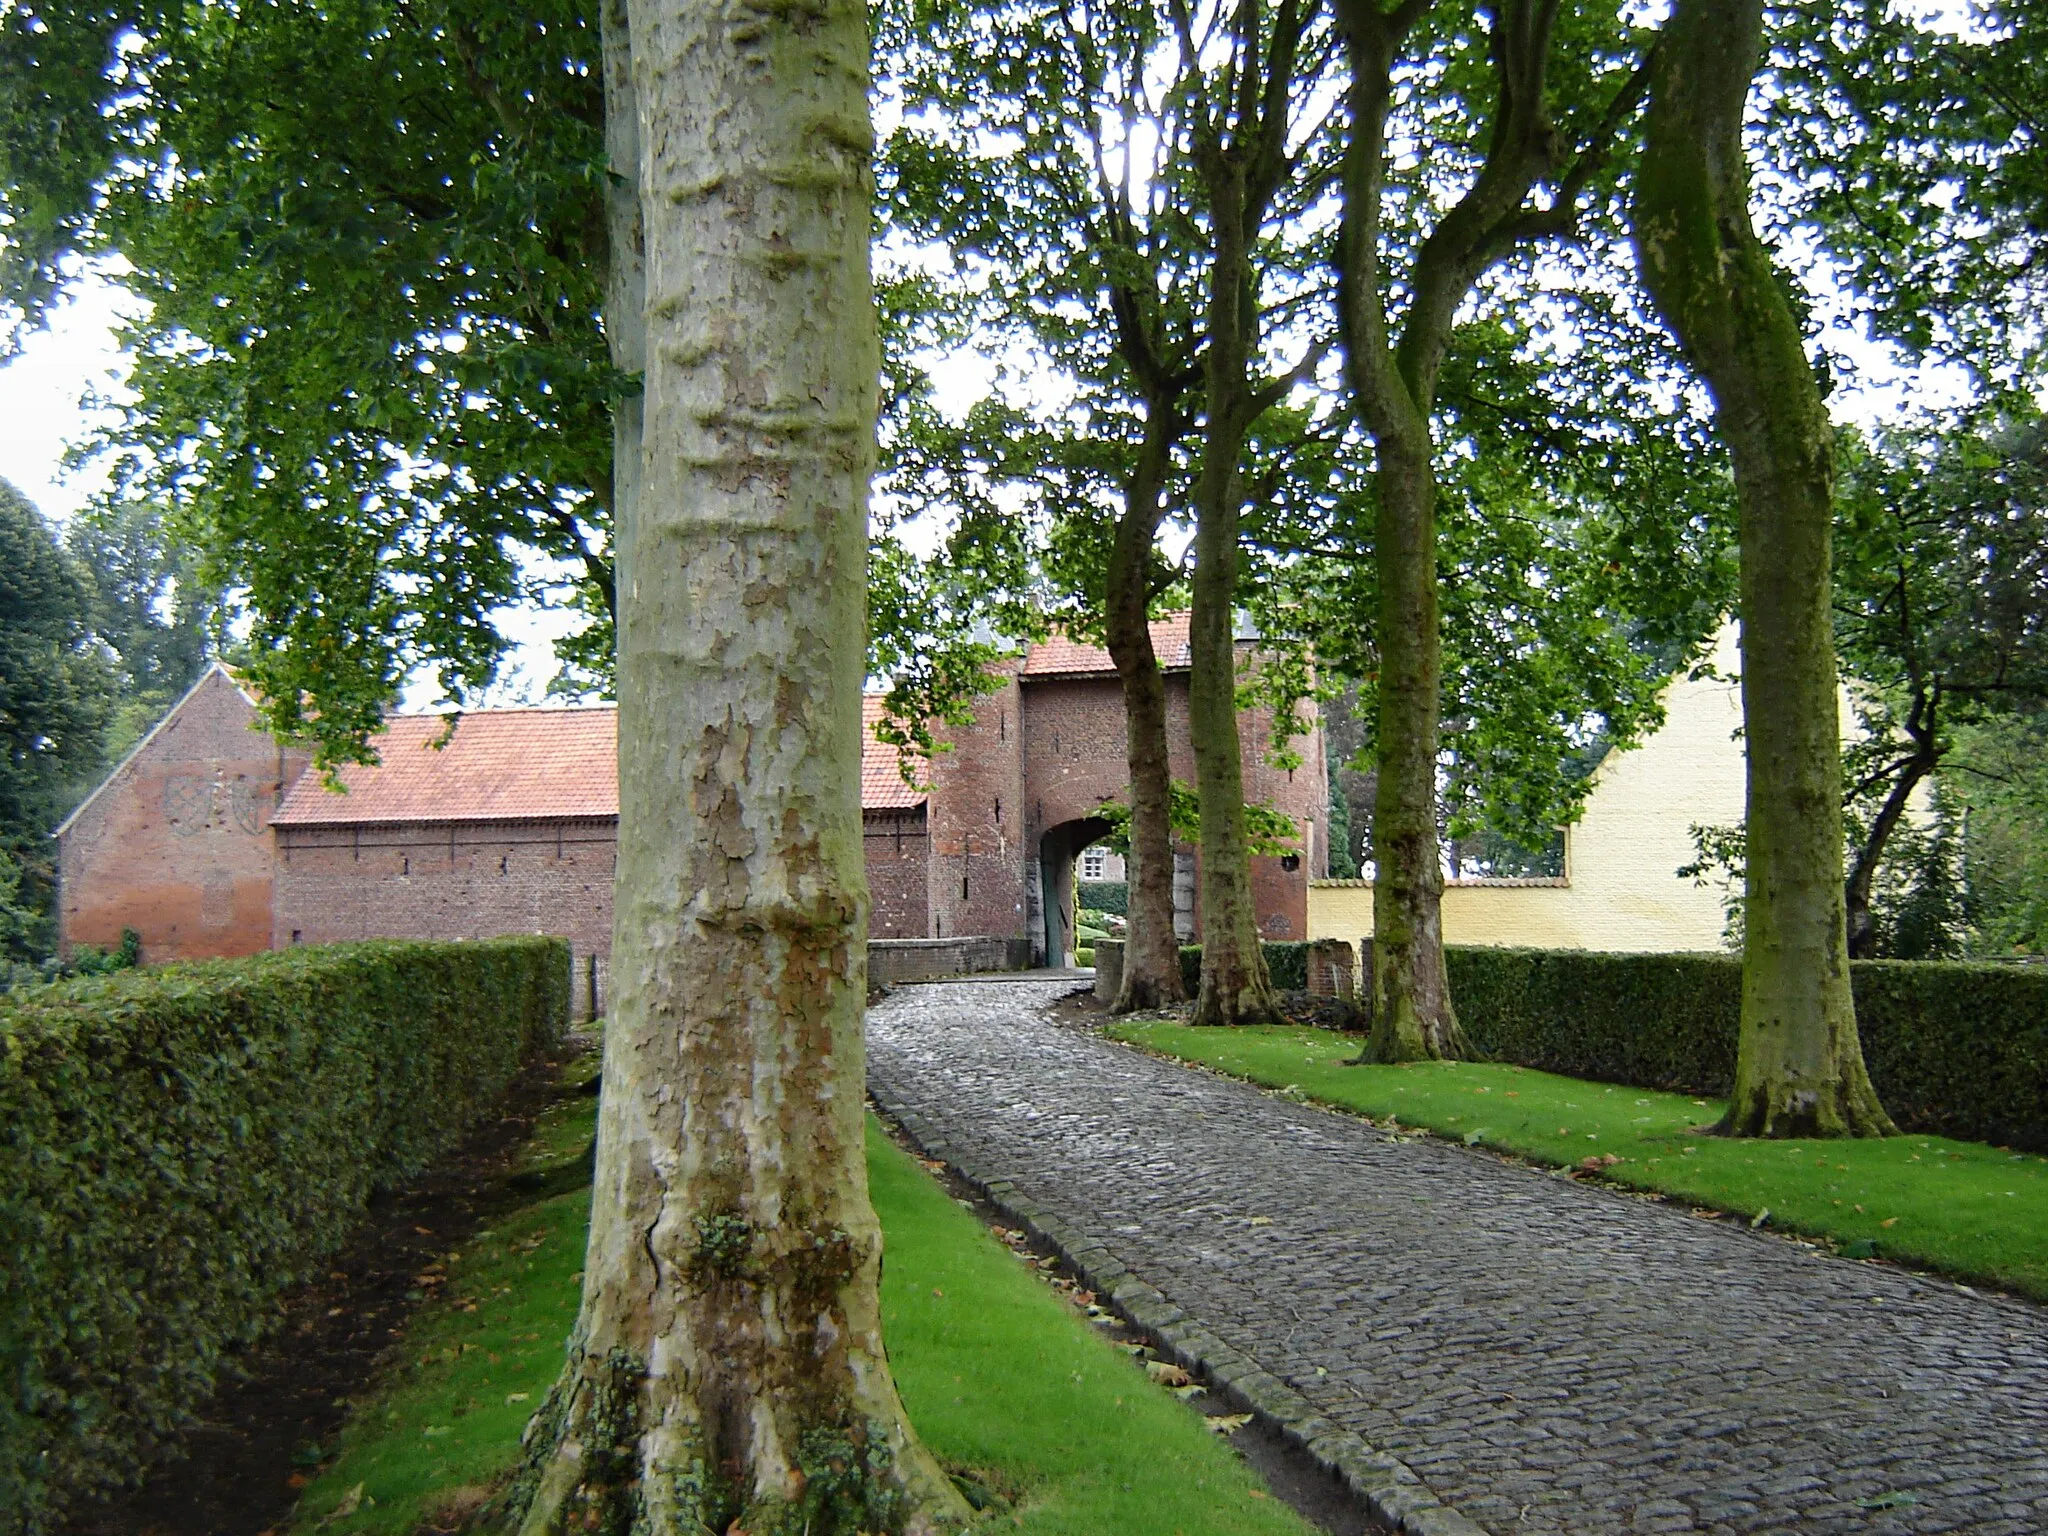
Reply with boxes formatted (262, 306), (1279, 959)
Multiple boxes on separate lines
(861, 694), (926, 809)
(1022, 615), (1192, 676)
(272, 698), (924, 825)
(273, 708), (619, 825)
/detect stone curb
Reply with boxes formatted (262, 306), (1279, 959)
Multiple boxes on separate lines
(875, 1094), (1492, 1536)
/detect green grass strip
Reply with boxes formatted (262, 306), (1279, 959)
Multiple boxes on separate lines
(1109, 1020), (2048, 1303)
(293, 1082), (1312, 1535)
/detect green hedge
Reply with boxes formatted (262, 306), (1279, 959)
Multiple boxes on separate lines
(1078, 880), (1129, 917)
(0, 937), (569, 1530)
(1444, 946), (2048, 1151)
(1171, 941), (1311, 995)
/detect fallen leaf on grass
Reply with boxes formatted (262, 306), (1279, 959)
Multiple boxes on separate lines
(1145, 1361), (1191, 1387)
(1206, 1414), (1253, 1435)
(1880, 1216), (1900, 1228)
(1750, 1208), (1771, 1229)
(505, 1392), (531, 1405)
(319, 1484), (367, 1526)
(1247, 1489), (1269, 1500)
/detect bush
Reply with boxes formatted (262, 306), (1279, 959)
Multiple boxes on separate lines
(0, 937), (568, 1530)
(1262, 941), (1310, 991)
(1078, 880), (1128, 917)
(1170, 942), (1310, 995)
(1443, 945), (2048, 1151)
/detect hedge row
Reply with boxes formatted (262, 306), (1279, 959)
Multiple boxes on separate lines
(1078, 880), (1129, 917)
(1159, 941), (1311, 995)
(1444, 946), (2048, 1151)
(0, 937), (569, 1530)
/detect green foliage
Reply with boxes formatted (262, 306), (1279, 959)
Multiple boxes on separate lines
(1832, 413), (2048, 952)
(1261, 942), (1310, 992)
(1440, 946), (2048, 1151)
(63, 502), (222, 760)
(1768, 4), (2047, 382)
(1094, 782), (1298, 859)
(0, 480), (115, 963)
(1076, 881), (1128, 918)
(1170, 942), (1309, 996)
(1325, 755), (1356, 879)
(1948, 711), (2048, 954)
(4, 0), (618, 767)
(0, 937), (568, 1530)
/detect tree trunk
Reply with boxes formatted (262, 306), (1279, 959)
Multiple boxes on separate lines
(600, 0), (645, 587)
(1845, 738), (1937, 958)
(1634, 0), (1893, 1137)
(1107, 404), (1188, 1012)
(1186, 168), (1280, 1028)
(502, 0), (973, 1527)
(1362, 438), (1466, 1060)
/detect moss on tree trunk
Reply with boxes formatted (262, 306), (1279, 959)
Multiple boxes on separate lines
(1633, 0), (1893, 1138)
(1187, 165), (1281, 1029)
(1362, 438), (1466, 1061)
(500, 0), (972, 1527)
(1108, 406), (1189, 1013)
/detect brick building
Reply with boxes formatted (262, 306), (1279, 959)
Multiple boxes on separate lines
(58, 620), (1328, 984)
(55, 664), (308, 964)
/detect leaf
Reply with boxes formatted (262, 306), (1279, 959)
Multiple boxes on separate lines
(1749, 1208), (1771, 1229)
(1880, 1216), (1900, 1228)
(1206, 1414), (1253, 1435)
(1145, 1360), (1191, 1387)
(319, 1483), (366, 1527)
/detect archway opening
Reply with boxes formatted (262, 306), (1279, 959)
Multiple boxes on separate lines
(1035, 816), (1113, 967)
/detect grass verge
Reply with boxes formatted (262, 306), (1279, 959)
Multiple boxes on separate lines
(290, 1055), (1314, 1536)
(1108, 1019), (2048, 1303)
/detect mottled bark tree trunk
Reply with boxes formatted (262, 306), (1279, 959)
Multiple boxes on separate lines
(1634, 0), (1893, 1137)
(1107, 404), (1189, 1012)
(501, 0), (973, 1528)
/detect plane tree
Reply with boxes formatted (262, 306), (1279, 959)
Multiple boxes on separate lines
(1632, 0), (1894, 1136)
(881, 0), (1338, 1016)
(490, 0), (968, 1526)
(1325, 0), (1693, 1058)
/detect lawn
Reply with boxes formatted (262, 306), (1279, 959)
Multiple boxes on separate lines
(1109, 1019), (2048, 1302)
(289, 1056), (1312, 1536)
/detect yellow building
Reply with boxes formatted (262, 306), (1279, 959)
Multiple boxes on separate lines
(1310, 625), (1747, 953)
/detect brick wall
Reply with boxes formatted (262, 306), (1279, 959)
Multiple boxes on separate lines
(272, 817), (619, 1014)
(1003, 651), (1327, 945)
(57, 666), (309, 963)
(925, 666), (1028, 941)
(864, 806), (930, 938)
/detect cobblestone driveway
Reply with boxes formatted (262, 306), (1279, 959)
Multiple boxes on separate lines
(866, 979), (2048, 1536)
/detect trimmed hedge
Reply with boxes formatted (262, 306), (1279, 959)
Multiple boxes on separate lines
(1169, 942), (1311, 996)
(0, 937), (569, 1530)
(1443, 946), (2048, 1151)
(1078, 880), (1129, 917)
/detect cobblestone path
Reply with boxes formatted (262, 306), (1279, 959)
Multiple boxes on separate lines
(866, 979), (2048, 1536)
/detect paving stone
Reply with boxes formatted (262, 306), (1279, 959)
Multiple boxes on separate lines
(867, 980), (2048, 1536)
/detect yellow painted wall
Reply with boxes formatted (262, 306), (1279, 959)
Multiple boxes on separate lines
(1311, 625), (1746, 953)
